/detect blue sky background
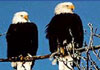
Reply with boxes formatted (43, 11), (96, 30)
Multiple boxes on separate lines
(0, 1), (100, 70)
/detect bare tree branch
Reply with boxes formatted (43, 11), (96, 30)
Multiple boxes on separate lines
(0, 54), (51, 62)
(87, 23), (93, 70)
(0, 45), (100, 62)
(75, 45), (100, 52)
(88, 23), (93, 47)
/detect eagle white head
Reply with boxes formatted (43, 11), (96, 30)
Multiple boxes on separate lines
(55, 2), (75, 15)
(12, 11), (30, 24)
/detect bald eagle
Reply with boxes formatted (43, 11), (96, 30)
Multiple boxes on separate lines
(6, 11), (38, 70)
(46, 2), (84, 70)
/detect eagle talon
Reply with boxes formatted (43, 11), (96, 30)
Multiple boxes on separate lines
(19, 56), (24, 61)
(60, 47), (65, 56)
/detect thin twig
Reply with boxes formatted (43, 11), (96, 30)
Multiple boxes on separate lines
(93, 34), (100, 38)
(89, 54), (99, 70)
(88, 23), (94, 47)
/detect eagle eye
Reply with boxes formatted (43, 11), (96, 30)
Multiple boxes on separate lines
(66, 5), (69, 7)
(20, 15), (23, 17)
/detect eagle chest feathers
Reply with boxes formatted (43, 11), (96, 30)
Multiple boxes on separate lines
(6, 23), (38, 57)
(46, 13), (83, 54)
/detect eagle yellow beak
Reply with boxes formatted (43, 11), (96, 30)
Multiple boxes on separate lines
(24, 15), (28, 21)
(68, 5), (75, 10)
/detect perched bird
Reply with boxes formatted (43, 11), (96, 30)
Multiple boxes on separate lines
(6, 11), (38, 70)
(46, 2), (84, 70)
